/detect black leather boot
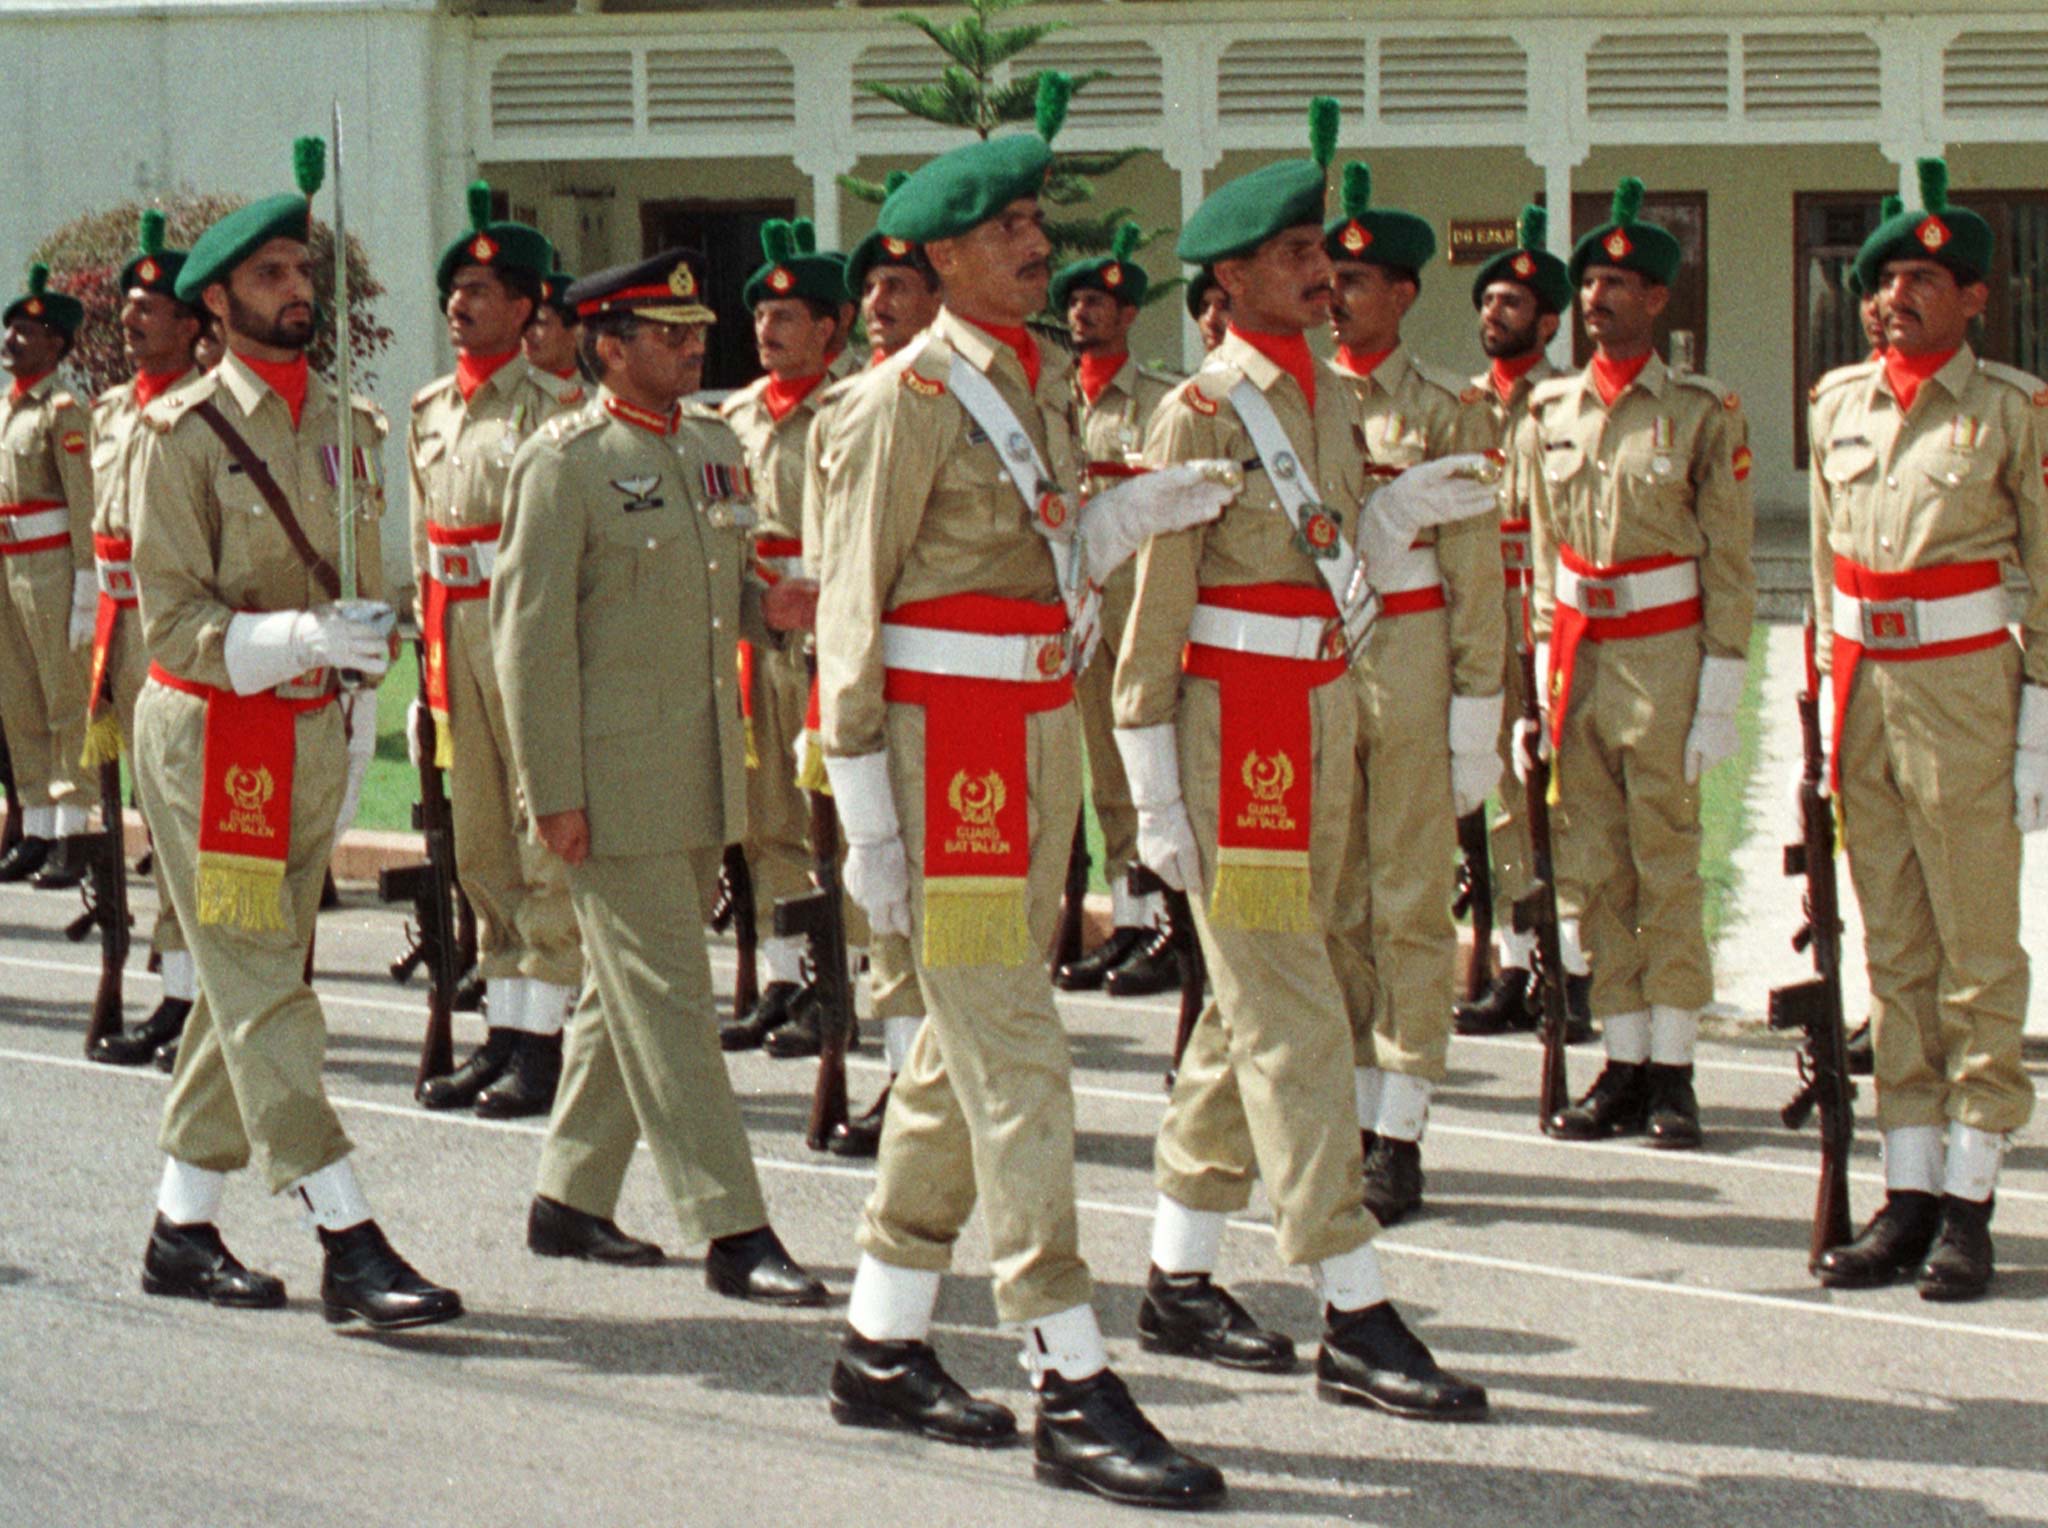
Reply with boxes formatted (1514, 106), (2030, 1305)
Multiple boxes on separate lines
(1815, 1191), (1942, 1289)
(828, 1331), (1019, 1446)
(1104, 922), (1185, 998)
(30, 834), (89, 890)
(0, 835), (51, 882)
(764, 990), (827, 1059)
(1053, 926), (1146, 992)
(153, 1037), (181, 1074)
(318, 1221), (463, 1329)
(526, 1194), (663, 1266)
(1844, 1019), (1874, 1077)
(474, 1031), (563, 1119)
(1548, 1060), (1649, 1140)
(1362, 1136), (1425, 1225)
(1453, 967), (1537, 1036)
(720, 980), (805, 1051)
(825, 1083), (890, 1159)
(91, 997), (192, 1067)
(142, 1215), (286, 1308)
(1316, 1302), (1488, 1420)
(1918, 1195), (1995, 1303)
(1032, 1368), (1226, 1509)
(704, 1225), (827, 1306)
(1564, 974), (1596, 1044)
(1644, 1062), (1703, 1150)
(417, 1028), (517, 1110)
(1137, 1267), (1295, 1373)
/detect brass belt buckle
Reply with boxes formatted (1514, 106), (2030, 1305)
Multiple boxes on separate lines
(1858, 597), (1919, 649)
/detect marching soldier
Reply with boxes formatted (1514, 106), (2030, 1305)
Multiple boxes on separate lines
(0, 263), (96, 888)
(492, 250), (827, 1299)
(816, 76), (1231, 1506)
(1187, 267), (1229, 354)
(718, 219), (850, 1055)
(1808, 160), (2044, 1301)
(1048, 224), (1182, 998)
(129, 138), (460, 1328)
(1322, 163), (1505, 1224)
(1113, 100), (1492, 1422)
(408, 181), (585, 1120)
(1521, 178), (1756, 1151)
(1455, 205), (1574, 1038)
(85, 213), (204, 1069)
(523, 262), (582, 381)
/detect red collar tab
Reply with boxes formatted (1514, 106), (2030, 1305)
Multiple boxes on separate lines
(456, 350), (519, 404)
(1230, 324), (1318, 411)
(1076, 351), (1127, 407)
(7, 370), (51, 402)
(550, 365), (579, 381)
(966, 319), (1041, 393)
(1590, 350), (1652, 408)
(133, 367), (194, 411)
(762, 371), (827, 423)
(235, 351), (310, 428)
(1883, 345), (1957, 413)
(1490, 351), (1542, 398)
(604, 394), (679, 436)
(1336, 344), (1395, 381)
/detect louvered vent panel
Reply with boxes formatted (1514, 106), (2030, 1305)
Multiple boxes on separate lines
(1022, 40), (1164, 122)
(647, 49), (794, 128)
(1218, 39), (1366, 121)
(490, 51), (634, 134)
(1743, 32), (1879, 117)
(1587, 33), (1730, 117)
(1379, 34), (1527, 120)
(1944, 30), (2048, 113)
(853, 43), (945, 125)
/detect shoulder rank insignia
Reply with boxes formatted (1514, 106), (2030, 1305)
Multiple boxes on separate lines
(901, 370), (945, 399)
(611, 475), (663, 513)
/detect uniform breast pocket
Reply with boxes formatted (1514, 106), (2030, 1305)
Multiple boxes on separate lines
(89, 434), (123, 485)
(1915, 446), (1996, 495)
(1541, 443), (1589, 487)
(1820, 443), (1878, 497)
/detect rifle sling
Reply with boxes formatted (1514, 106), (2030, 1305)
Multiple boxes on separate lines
(189, 398), (342, 600)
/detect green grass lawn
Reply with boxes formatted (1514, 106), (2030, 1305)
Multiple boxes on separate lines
(353, 653), (427, 833)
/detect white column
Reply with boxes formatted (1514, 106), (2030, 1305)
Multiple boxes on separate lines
(793, 38), (861, 251)
(1158, 34), (1222, 372)
(1520, 24), (1592, 371)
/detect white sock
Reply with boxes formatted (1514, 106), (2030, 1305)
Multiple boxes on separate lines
(503, 979), (571, 1036)
(487, 977), (527, 1031)
(1111, 879), (1162, 930)
(22, 804), (54, 840)
(882, 1014), (921, 1076)
(1604, 1010), (1651, 1064)
(846, 1253), (940, 1343)
(1314, 1243), (1387, 1313)
(1648, 1004), (1697, 1065)
(54, 800), (92, 838)
(1354, 1067), (1384, 1130)
(157, 1158), (225, 1225)
(763, 934), (806, 986)
(1375, 1073), (1432, 1143)
(1022, 1304), (1107, 1386)
(1558, 918), (1590, 977)
(159, 950), (197, 1003)
(1882, 1125), (1943, 1195)
(1944, 1122), (2007, 1203)
(288, 1159), (371, 1233)
(1149, 1194), (1224, 1275)
(1496, 924), (1536, 972)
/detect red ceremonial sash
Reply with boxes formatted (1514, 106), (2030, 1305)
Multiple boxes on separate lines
(421, 521), (499, 771)
(81, 534), (138, 766)
(1547, 543), (1702, 748)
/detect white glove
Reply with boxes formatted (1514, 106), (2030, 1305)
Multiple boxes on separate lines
(1511, 641), (1552, 786)
(1448, 692), (1504, 817)
(406, 698), (428, 770)
(1076, 459), (1240, 587)
(221, 603), (393, 696)
(1114, 723), (1203, 896)
(2016, 685), (2048, 833)
(68, 569), (96, 650)
(1357, 453), (1500, 573)
(822, 750), (911, 937)
(1684, 654), (1748, 784)
(333, 690), (378, 836)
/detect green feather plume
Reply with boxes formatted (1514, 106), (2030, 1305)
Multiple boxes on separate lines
(1035, 70), (1072, 144)
(792, 217), (816, 255)
(1341, 162), (1371, 220)
(1611, 176), (1644, 227)
(885, 170), (910, 195)
(1518, 203), (1546, 251)
(1110, 221), (1140, 262)
(761, 219), (796, 264)
(138, 209), (167, 257)
(1917, 157), (1948, 213)
(467, 179), (493, 233)
(26, 262), (47, 296)
(1308, 97), (1338, 170)
(292, 136), (325, 198)
(1879, 193), (1903, 221)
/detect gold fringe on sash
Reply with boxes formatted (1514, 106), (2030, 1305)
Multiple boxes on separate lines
(921, 876), (1032, 969)
(432, 708), (455, 772)
(79, 709), (124, 770)
(743, 715), (760, 771)
(196, 851), (289, 933)
(1208, 847), (1316, 934)
(796, 731), (830, 794)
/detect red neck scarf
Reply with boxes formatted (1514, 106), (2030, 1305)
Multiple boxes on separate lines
(762, 370), (827, 424)
(1490, 351), (1543, 399)
(1590, 349), (1652, 408)
(869, 348), (893, 369)
(965, 319), (1041, 393)
(8, 370), (50, 403)
(235, 351), (309, 428)
(456, 349), (518, 404)
(550, 364), (579, 381)
(1335, 344), (1395, 381)
(604, 393), (677, 436)
(1077, 351), (1127, 407)
(1231, 324), (1317, 410)
(1883, 345), (1956, 414)
(133, 367), (193, 411)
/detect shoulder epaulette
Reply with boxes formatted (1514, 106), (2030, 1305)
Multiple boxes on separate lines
(1809, 359), (1879, 403)
(1172, 363), (1238, 420)
(140, 372), (221, 435)
(1976, 358), (2048, 400)
(48, 390), (79, 413)
(411, 374), (457, 412)
(1406, 355), (1469, 402)
(92, 382), (128, 416)
(1137, 362), (1183, 388)
(1528, 375), (1577, 408)
(719, 376), (770, 420)
(544, 401), (608, 449)
(544, 376), (586, 408)
(886, 330), (948, 401)
(1674, 371), (1740, 412)
(349, 394), (391, 437)
(816, 372), (865, 409)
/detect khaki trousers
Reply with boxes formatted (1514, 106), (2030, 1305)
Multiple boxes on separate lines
(0, 548), (87, 809)
(1840, 644), (2034, 1134)
(858, 699), (1092, 1325)
(868, 931), (924, 1021)
(106, 607), (183, 955)
(444, 599), (579, 987)
(1490, 592), (1536, 930)
(1551, 627), (1713, 1015)
(1073, 563), (1139, 885)
(537, 847), (769, 1244)
(1331, 609), (1458, 1081)
(1153, 672), (1375, 1261)
(745, 641), (814, 926)
(137, 680), (352, 1190)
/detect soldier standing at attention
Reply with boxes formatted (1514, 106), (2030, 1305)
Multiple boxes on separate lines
(1049, 223), (1182, 998)
(522, 262), (582, 381)
(1187, 268), (1230, 355)
(1322, 163), (1505, 1224)
(129, 139), (460, 1328)
(718, 219), (850, 1054)
(1455, 206), (1573, 1040)
(1808, 161), (2044, 1302)
(85, 213), (204, 1069)
(0, 264), (97, 889)
(492, 250), (827, 1302)
(408, 182), (586, 1122)
(1521, 178), (1756, 1151)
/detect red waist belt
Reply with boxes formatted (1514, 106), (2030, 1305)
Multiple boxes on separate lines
(1546, 544), (1703, 747)
(0, 498), (70, 556)
(421, 522), (500, 752)
(86, 534), (137, 716)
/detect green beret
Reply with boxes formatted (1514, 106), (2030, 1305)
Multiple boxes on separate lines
(436, 179), (554, 298)
(1184, 266), (1222, 322)
(1839, 199), (1899, 301)
(119, 211), (191, 304)
(1470, 204), (1572, 315)
(878, 73), (1070, 244)
(1853, 159), (1993, 295)
(1569, 177), (1682, 287)
(743, 218), (850, 310)
(1179, 97), (1338, 265)
(3, 263), (84, 336)
(1323, 162), (1435, 275)
(175, 136), (326, 305)
(1049, 222), (1148, 310)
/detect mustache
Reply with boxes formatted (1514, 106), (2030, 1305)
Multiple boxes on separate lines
(1019, 258), (1051, 280)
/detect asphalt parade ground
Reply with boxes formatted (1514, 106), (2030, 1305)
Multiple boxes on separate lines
(2, 868), (2045, 1528)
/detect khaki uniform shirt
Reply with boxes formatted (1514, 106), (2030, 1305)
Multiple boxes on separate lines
(129, 355), (389, 688)
(91, 369), (200, 541)
(816, 308), (1079, 758)
(1113, 330), (1366, 730)
(1480, 357), (1564, 643)
(491, 389), (764, 859)
(1809, 348), (2048, 684)
(1525, 354), (1756, 660)
(1077, 357), (1175, 489)
(0, 372), (94, 571)
(801, 365), (888, 578)
(721, 370), (834, 545)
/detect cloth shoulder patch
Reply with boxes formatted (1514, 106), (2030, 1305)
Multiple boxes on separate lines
(1976, 358), (2048, 400)
(901, 367), (946, 399)
(1731, 444), (1753, 481)
(60, 427), (87, 455)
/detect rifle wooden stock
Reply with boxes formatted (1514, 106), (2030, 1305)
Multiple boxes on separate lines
(1452, 807), (1494, 1004)
(722, 844), (760, 1022)
(76, 758), (132, 1056)
(1515, 645), (1572, 1133)
(1050, 818), (1090, 974)
(775, 792), (854, 1152)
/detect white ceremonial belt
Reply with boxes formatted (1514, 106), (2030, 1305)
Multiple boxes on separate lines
(1832, 586), (2008, 652)
(757, 554), (805, 580)
(96, 559), (137, 599)
(0, 508), (68, 544)
(1376, 539), (1444, 595)
(1187, 604), (1335, 661)
(1500, 528), (1532, 569)
(427, 535), (497, 588)
(1555, 559), (1698, 617)
(882, 623), (1073, 683)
